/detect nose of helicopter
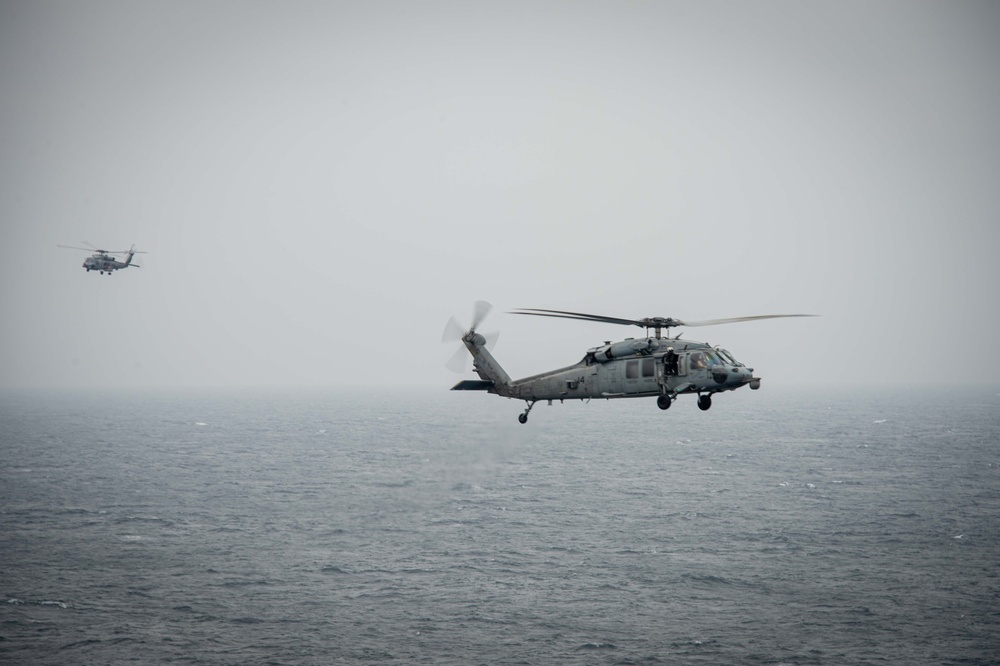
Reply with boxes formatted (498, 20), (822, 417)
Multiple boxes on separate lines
(734, 367), (761, 390)
(729, 366), (758, 388)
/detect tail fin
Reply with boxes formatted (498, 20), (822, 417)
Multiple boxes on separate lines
(452, 332), (512, 396)
(123, 244), (144, 268)
(467, 335), (511, 387)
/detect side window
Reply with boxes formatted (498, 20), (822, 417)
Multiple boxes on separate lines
(641, 358), (655, 377)
(626, 360), (639, 379)
(689, 352), (706, 370)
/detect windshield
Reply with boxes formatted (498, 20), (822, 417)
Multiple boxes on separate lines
(704, 351), (724, 367)
(688, 351), (722, 370)
(715, 348), (742, 366)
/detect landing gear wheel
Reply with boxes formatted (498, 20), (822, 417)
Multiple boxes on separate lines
(518, 400), (536, 424)
(657, 395), (672, 410)
(697, 394), (712, 411)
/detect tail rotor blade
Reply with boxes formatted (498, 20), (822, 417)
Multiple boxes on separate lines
(442, 317), (465, 343)
(445, 345), (469, 373)
(483, 330), (500, 351)
(470, 300), (493, 331)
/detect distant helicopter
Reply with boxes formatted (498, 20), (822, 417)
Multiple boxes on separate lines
(444, 302), (816, 423)
(58, 243), (146, 275)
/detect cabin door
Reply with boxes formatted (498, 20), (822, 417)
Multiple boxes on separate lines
(602, 361), (622, 395)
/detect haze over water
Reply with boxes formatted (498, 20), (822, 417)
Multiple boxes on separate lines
(3, 2), (1000, 391)
(2, 385), (997, 664)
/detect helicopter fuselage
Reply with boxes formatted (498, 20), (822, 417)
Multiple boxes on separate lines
(482, 337), (758, 403)
(83, 254), (127, 272)
(79, 249), (138, 274)
(452, 332), (761, 422)
(511, 340), (756, 402)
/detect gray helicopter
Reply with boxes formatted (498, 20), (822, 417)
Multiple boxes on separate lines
(444, 302), (816, 423)
(58, 243), (145, 275)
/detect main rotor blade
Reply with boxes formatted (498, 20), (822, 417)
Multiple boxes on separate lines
(442, 317), (465, 343)
(509, 308), (643, 328)
(512, 308), (819, 331)
(57, 244), (98, 252)
(679, 314), (819, 327)
(470, 301), (493, 332)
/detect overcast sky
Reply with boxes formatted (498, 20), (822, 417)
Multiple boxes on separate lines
(2, 1), (998, 390)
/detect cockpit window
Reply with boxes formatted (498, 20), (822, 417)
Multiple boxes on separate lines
(716, 348), (742, 366)
(691, 350), (728, 369)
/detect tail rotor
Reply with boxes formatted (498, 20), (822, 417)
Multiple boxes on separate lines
(442, 301), (499, 373)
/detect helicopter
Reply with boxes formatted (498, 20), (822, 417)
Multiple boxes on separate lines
(444, 302), (816, 424)
(58, 243), (146, 275)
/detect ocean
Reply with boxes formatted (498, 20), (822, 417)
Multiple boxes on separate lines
(1, 385), (998, 665)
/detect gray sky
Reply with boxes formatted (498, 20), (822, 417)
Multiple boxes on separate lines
(2, 1), (998, 390)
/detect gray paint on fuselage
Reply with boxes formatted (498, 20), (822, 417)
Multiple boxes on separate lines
(454, 333), (759, 406)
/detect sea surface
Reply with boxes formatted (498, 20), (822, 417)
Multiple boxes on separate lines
(1, 385), (998, 665)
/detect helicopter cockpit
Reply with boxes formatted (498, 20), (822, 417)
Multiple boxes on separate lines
(688, 350), (726, 370)
(686, 348), (746, 373)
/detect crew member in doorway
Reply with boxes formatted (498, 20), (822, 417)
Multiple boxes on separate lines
(664, 347), (678, 376)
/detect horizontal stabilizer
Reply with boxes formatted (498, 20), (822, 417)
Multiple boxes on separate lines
(451, 379), (495, 391)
